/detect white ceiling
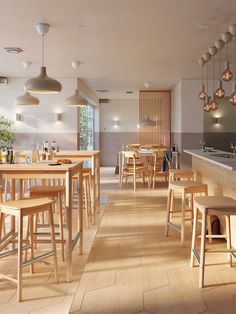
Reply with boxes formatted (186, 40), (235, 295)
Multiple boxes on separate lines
(0, 0), (236, 99)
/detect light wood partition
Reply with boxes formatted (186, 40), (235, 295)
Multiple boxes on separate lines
(139, 91), (171, 146)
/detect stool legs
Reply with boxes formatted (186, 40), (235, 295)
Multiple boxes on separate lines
(181, 191), (186, 247)
(165, 188), (173, 236)
(17, 214), (23, 302)
(199, 210), (207, 288)
(58, 192), (65, 261)
(226, 215), (232, 267)
(190, 206), (198, 267)
(48, 205), (59, 283)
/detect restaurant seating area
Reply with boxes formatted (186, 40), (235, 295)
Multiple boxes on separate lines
(2, 1), (236, 313)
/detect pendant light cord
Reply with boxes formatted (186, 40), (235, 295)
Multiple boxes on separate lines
(202, 65), (203, 85)
(206, 62), (208, 96)
(219, 49), (221, 78)
(212, 55), (214, 98)
(234, 35), (236, 84)
(42, 34), (45, 66)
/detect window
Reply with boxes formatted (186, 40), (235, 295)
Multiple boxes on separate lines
(79, 105), (94, 150)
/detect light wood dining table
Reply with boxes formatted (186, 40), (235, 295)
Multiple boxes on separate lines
(54, 150), (100, 223)
(0, 161), (83, 283)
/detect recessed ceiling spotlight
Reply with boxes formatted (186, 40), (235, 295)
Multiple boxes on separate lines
(96, 89), (110, 93)
(126, 91), (134, 94)
(76, 24), (87, 30)
(4, 47), (23, 54)
(144, 82), (151, 89)
(198, 24), (209, 31)
(22, 61), (32, 69)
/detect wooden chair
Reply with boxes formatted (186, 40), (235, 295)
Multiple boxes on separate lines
(191, 196), (236, 288)
(0, 198), (58, 302)
(166, 181), (208, 247)
(152, 149), (169, 188)
(121, 151), (150, 191)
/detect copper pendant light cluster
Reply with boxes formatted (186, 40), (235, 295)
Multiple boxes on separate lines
(198, 24), (236, 112)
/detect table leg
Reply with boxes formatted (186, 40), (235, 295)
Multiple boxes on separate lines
(91, 156), (96, 224)
(97, 154), (100, 209)
(65, 170), (72, 282)
(11, 179), (16, 250)
(78, 166), (83, 254)
(119, 152), (123, 189)
(19, 179), (23, 199)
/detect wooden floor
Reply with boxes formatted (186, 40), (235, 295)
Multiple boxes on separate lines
(1, 168), (236, 314)
(70, 168), (236, 314)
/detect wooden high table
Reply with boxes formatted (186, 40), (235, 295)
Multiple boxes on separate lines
(54, 150), (100, 223)
(0, 161), (83, 283)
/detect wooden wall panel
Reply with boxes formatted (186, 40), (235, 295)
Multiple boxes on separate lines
(139, 91), (171, 146)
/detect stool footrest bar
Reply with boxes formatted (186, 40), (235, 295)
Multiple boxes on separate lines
(22, 251), (54, 267)
(167, 221), (181, 233)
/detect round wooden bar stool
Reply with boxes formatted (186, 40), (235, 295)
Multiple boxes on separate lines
(29, 186), (65, 261)
(190, 196), (236, 288)
(0, 198), (58, 302)
(166, 181), (208, 247)
(169, 169), (195, 182)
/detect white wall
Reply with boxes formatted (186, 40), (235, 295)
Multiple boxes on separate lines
(99, 99), (139, 132)
(181, 80), (204, 133)
(0, 77), (78, 133)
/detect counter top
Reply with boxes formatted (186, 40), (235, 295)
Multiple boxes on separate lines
(184, 149), (236, 171)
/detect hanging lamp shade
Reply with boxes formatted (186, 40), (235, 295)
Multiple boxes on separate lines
(65, 89), (87, 107)
(15, 91), (39, 105)
(139, 115), (155, 128)
(25, 66), (62, 94)
(24, 23), (62, 94)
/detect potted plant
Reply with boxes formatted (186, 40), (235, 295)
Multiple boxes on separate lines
(0, 115), (15, 150)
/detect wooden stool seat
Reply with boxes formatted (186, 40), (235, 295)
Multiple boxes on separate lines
(190, 196), (236, 288)
(169, 181), (207, 194)
(166, 181), (208, 247)
(169, 169), (194, 182)
(0, 198), (58, 302)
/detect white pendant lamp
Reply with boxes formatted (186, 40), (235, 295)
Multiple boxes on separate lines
(15, 92), (39, 106)
(140, 115), (155, 127)
(15, 61), (39, 105)
(24, 23), (62, 94)
(65, 61), (87, 107)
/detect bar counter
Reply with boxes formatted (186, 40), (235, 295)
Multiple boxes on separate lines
(185, 149), (236, 246)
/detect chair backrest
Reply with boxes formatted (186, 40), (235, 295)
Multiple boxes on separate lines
(127, 144), (140, 151)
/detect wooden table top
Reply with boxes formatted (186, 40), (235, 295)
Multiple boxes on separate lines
(55, 150), (100, 157)
(0, 161), (83, 173)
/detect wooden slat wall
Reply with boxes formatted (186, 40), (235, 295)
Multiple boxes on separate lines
(139, 91), (171, 146)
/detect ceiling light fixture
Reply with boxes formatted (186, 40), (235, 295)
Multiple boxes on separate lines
(221, 31), (233, 82)
(15, 61), (39, 106)
(144, 82), (151, 89)
(24, 23), (62, 94)
(139, 115), (155, 128)
(202, 53), (211, 112)
(215, 39), (225, 99)
(4, 47), (23, 54)
(209, 46), (218, 111)
(198, 57), (207, 100)
(65, 61), (87, 107)
(229, 24), (236, 105)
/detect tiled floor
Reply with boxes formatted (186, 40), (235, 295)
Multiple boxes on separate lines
(1, 168), (236, 314)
